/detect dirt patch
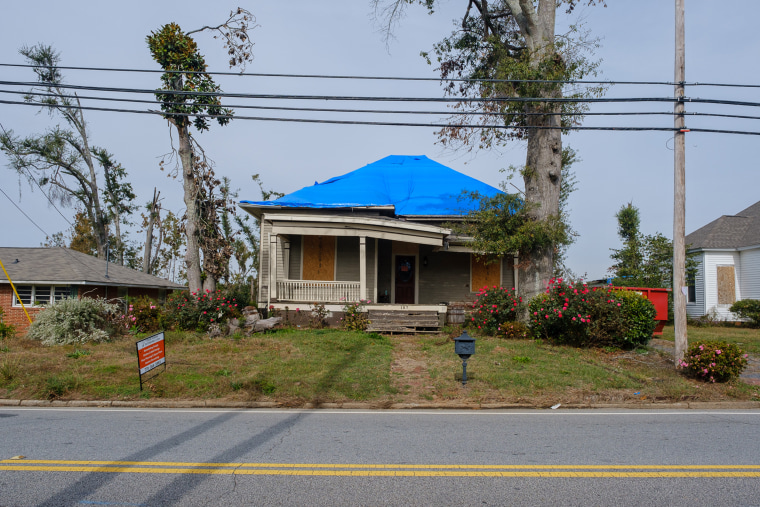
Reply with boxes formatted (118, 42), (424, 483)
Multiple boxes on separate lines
(390, 336), (437, 403)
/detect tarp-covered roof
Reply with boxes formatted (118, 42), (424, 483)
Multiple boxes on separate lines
(240, 155), (504, 216)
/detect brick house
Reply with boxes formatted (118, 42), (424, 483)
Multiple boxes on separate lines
(0, 247), (185, 334)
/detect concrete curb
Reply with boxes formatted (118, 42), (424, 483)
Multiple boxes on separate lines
(1, 398), (758, 410)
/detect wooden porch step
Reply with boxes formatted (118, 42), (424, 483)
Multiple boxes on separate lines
(366, 310), (442, 334)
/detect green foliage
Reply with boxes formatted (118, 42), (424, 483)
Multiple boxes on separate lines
(0, 45), (136, 261)
(609, 202), (695, 290)
(341, 300), (370, 332)
(455, 191), (569, 259)
(309, 302), (329, 329)
(679, 341), (748, 383)
(166, 289), (241, 332)
(499, 321), (531, 340)
(66, 349), (91, 359)
(0, 306), (16, 339)
(124, 296), (166, 333)
(729, 299), (760, 327)
(27, 297), (122, 346)
(528, 279), (656, 349)
(147, 23), (233, 132)
(468, 285), (522, 335)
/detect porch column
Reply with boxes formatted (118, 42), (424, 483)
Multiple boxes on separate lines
(359, 236), (367, 301)
(270, 233), (278, 299)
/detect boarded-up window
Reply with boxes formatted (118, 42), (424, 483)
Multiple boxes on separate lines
(471, 255), (501, 292)
(302, 235), (335, 281)
(717, 265), (736, 305)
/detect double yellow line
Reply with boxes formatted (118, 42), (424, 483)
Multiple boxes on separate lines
(2, 460), (760, 478)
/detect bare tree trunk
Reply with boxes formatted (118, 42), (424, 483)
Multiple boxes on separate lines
(522, 106), (562, 299)
(179, 125), (202, 293)
(143, 188), (160, 274)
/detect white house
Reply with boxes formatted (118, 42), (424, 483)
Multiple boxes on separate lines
(685, 200), (760, 320)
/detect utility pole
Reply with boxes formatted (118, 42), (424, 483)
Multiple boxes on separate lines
(673, 0), (687, 366)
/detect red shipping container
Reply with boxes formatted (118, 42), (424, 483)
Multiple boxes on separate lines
(615, 287), (671, 336)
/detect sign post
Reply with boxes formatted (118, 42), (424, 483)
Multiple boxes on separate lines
(136, 332), (166, 390)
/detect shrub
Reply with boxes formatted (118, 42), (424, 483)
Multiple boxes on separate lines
(0, 306), (15, 339)
(679, 341), (749, 383)
(341, 300), (370, 331)
(528, 278), (656, 349)
(123, 296), (166, 333)
(166, 289), (241, 332)
(468, 285), (522, 335)
(499, 321), (531, 339)
(729, 299), (760, 327)
(27, 297), (122, 345)
(310, 302), (328, 329)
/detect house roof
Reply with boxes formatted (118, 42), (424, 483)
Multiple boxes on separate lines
(0, 247), (185, 289)
(240, 155), (504, 216)
(686, 200), (760, 250)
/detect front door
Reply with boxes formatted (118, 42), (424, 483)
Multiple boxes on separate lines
(395, 255), (415, 304)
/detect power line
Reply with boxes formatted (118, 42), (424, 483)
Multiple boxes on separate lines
(0, 87), (682, 118)
(0, 79), (680, 104)
(6, 88), (760, 121)
(0, 185), (52, 238)
(5, 97), (760, 135)
(3, 62), (760, 89)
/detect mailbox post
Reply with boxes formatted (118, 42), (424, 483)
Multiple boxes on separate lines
(454, 331), (476, 386)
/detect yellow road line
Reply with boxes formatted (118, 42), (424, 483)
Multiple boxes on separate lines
(1, 461), (760, 478)
(4, 460), (760, 470)
(0, 465), (758, 478)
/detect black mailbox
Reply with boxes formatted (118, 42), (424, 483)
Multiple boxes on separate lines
(454, 331), (476, 386)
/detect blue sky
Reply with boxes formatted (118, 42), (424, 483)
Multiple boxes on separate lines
(1, 1), (758, 280)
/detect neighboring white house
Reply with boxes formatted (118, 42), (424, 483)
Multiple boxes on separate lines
(685, 200), (760, 320)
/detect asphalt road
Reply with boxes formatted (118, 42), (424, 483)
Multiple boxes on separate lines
(1, 408), (759, 506)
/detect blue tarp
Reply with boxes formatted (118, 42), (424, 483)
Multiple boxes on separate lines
(240, 155), (504, 216)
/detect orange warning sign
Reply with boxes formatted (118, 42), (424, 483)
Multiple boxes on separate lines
(136, 332), (166, 374)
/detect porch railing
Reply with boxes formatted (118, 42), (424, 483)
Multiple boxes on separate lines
(277, 280), (361, 303)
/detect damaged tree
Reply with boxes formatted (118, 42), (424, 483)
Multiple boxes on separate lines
(146, 8), (256, 292)
(374, 0), (604, 299)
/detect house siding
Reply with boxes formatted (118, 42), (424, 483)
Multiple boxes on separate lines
(289, 235), (302, 279)
(377, 239), (393, 302)
(336, 237), (360, 281)
(259, 220), (272, 304)
(366, 238), (376, 301)
(739, 248), (760, 300)
(1, 284), (166, 334)
(418, 246), (472, 304)
(702, 251), (741, 320)
(501, 257), (515, 290)
(686, 252), (706, 318)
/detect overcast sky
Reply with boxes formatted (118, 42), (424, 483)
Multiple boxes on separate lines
(1, 1), (759, 280)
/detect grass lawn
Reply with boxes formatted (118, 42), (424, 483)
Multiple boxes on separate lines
(0, 325), (758, 406)
(659, 324), (760, 356)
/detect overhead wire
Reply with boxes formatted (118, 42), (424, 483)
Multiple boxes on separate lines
(3, 62), (760, 89)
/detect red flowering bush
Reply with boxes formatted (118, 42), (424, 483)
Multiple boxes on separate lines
(468, 285), (522, 335)
(166, 289), (242, 332)
(528, 278), (656, 349)
(679, 341), (748, 383)
(123, 296), (165, 333)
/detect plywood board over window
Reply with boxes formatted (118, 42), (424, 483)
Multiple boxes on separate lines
(471, 255), (501, 292)
(717, 265), (736, 305)
(302, 235), (335, 281)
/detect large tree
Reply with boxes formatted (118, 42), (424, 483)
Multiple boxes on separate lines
(0, 45), (136, 262)
(146, 8), (256, 292)
(375, 0), (603, 299)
